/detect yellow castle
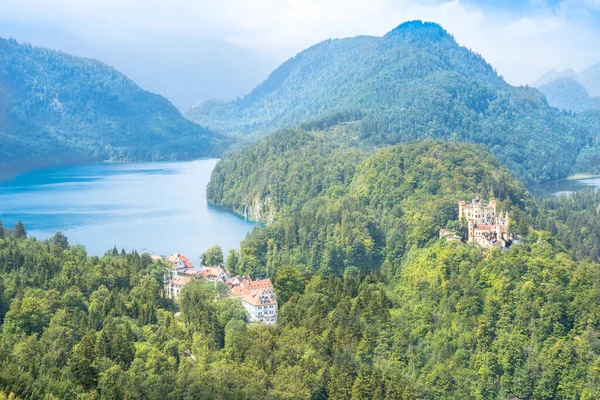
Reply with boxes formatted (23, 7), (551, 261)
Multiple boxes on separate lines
(458, 198), (510, 248)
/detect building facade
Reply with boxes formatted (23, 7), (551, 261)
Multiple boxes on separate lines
(231, 279), (278, 324)
(166, 275), (193, 298)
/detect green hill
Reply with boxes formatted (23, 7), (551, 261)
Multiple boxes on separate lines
(208, 138), (600, 399)
(0, 38), (229, 177)
(209, 132), (531, 275)
(189, 21), (598, 184)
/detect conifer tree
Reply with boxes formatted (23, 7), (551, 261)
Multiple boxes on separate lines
(12, 220), (26, 239)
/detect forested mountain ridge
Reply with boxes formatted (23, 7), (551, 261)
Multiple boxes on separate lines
(208, 138), (600, 398)
(0, 38), (229, 177)
(207, 126), (370, 223)
(189, 20), (599, 184)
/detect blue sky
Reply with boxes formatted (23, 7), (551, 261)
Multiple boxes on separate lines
(1, 0), (599, 108)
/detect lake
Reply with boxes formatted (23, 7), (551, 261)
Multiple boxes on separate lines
(0, 160), (258, 264)
(528, 176), (600, 197)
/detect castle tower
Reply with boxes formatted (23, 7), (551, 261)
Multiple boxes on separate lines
(458, 200), (465, 220)
(468, 219), (475, 243)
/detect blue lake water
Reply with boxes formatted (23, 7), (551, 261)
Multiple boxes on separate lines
(528, 177), (600, 197)
(0, 159), (257, 264)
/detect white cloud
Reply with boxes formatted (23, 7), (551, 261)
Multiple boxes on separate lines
(0, 0), (599, 88)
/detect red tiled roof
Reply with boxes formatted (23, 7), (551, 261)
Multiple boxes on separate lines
(198, 267), (226, 279)
(241, 289), (277, 306)
(231, 285), (252, 297)
(180, 269), (198, 276)
(245, 279), (273, 289)
(178, 255), (194, 269)
(171, 275), (193, 287)
(230, 278), (276, 306)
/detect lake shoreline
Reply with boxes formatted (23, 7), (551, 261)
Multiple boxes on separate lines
(529, 175), (600, 197)
(0, 160), (256, 260)
(565, 173), (600, 180)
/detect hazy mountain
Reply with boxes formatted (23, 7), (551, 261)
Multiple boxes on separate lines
(535, 63), (600, 110)
(537, 76), (600, 112)
(533, 68), (578, 87)
(0, 19), (278, 110)
(0, 37), (229, 177)
(189, 21), (598, 184)
(580, 63), (600, 97)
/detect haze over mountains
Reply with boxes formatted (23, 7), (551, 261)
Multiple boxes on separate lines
(190, 21), (600, 185)
(0, 37), (228, 177)
(2, 20), (600, 185)
(534, 64), (600, 112)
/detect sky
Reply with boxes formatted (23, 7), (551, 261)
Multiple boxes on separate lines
(1, 0), (599, 109)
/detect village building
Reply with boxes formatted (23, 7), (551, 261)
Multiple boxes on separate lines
(166, 275), (193, 298)
(156, 253), (277, 323)
(231, 278), (278, 324)
(197, 266), (229, 282)
(167, 253), (195, 271)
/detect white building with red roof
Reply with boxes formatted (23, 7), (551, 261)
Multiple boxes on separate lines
(197, 266), (229, 283)
(231, 278), (278, 324)
(167, 275), (194, 298)
(167, 253), (195, 271)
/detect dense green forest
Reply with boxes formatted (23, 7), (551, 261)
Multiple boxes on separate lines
(3, 139), (600, 398)
(210, 138), (531, 276)
(188, 21), (600, 184)
(0, 38), (229, 177)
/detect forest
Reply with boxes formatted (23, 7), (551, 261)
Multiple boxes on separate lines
(0, 38), (229, 178)
(2, 140), (600, 398)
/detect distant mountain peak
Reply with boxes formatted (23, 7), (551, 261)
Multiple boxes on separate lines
(533, 68), (578, 87)
(537, 74), (600, 112)
(535, 61), (600, 105)
(385, 20), (451, 42)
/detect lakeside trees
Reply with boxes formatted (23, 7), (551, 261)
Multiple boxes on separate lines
(200, 245), (224, 267)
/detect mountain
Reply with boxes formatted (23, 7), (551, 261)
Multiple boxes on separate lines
(189, 21), (598, 185)
(534, 63), (600, 111)
(188, 21), (506, 136)
(537, 76), (600, 112)
(0, 38), (229, 177)
(533, 68), (578, 87)
(580, 62), (600, 97)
